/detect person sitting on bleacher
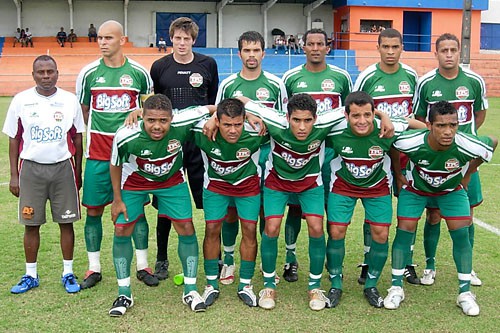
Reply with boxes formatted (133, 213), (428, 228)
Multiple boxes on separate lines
(88, 23), (97, 42)
(68, 29), (77, 43)
(158, 37), (167, 53)
(25, 28), (33, 48)
(13, 28), (21, 47)
(56, 27), (67, 47)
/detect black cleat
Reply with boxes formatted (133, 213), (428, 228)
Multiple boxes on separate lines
(81, 271), (102, 289)
(404, 265), (421, 285)
(364, 287), (384, 308)
(357, 264), (368, 285)
(154, 260), (169, 280)
(109, 295), (134, 317)
(283, 261), (299, 282)
(326, 288), (343, 308)
(137, 268), (159, 287)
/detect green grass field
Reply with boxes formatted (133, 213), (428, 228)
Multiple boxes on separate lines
(0, 97), (498, 332)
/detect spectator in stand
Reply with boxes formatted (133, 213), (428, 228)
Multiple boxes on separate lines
(57, 27), (67, 47)
(13, 28), (21, 47)
(288, 35), (298, 55)
(68, 29), (77, 43)
(274, 36), (287, 54)
(25, 28), (33, 47)
(158, 37), (167, 53)
(88, 23), (97, 42)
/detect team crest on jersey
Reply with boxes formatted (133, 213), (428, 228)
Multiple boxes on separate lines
(368, 146), (383, 159)
(399, 81), (411, 94)
(53, 111), (64, 122)
(167, 139), (181, 154)
(236, 148), (251, 160)
(455, 86), (469, 100)
(308, 140), (321, 151)
(189, 73), (203, 87)
(321, 79), (335, 92)
(256, 88), (270, 101)
(444, 158), (460, 171)
(119, 74), (133, 87)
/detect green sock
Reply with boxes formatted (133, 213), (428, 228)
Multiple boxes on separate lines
(113, 235), (133, 297)
(132, 216), (148, 250)
(391, 228), (414, 287)
(238, 260), (256, 291)
(308, 235), (325, 290)
(407, 223), (417, 266)
(285, 212), (301, 264)
(468, 223), (475, 250)
(326, 237), (344, 290)
(222, 220), (238, 265)
(362, 223), (371, 265)
(261, 232), (278, 289)
(178, 233), (199, 294)
(449, 227), (472, 294)
(85, 215), (103, 252)
(365, 239), (388, 289)
(424, 221), (441, 270)
(203, 258), (219, 289)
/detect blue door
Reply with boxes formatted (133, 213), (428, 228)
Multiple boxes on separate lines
(156, 13), (207, 47)
(403, 11), (432, 52)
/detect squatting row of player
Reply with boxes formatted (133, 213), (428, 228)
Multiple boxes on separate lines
(3, 19), (497, 318)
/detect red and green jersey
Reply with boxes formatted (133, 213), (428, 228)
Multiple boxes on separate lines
(76, 57), (153, 160)
(413, 67), (488, 135)
(192, 120), (268, 196)
(216, 71), (288, 115)
(326, 117), (409, 197)
(245, 101), (344, 192)
(282, 64), (352, 115)
(393, 129), (494, 195)
(354, 63), (417, 117)
(110, 106), (208, 190)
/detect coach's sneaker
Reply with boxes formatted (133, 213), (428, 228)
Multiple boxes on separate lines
(109, 295), (134, 317)
(384, 286), (405, 310)
(201, 285), (220, 306)
(237, 285), (258, 307)
(283, 261), (299, 282)
(11, 275), (39, 294)
(258, 288), (276, 310)
(404, 265), (421, 285)
(457, 291), (480, 316)
(471, 270), (482, 286)
(62, 273), (80, 293)
(326, 288), (342, 308)
(357, 264), (368, 285)
(420, 269), (436, 286)
(364, 287), (384, 308)
(137, 268), (159, 287)
(154, 260), (169, 280)
(183, 290), (207, 312)
(220, 264), (235, 285)
(308, 289), (329, 311)
(80, 270), (102, 289)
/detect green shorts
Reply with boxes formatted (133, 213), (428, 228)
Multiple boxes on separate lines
(327, 192), (392, 226)
(203, 188), (260, 224)
(82, 159), (113, 208)
(263, 185), (324, 219)
(425, 172), (482, 209)
(397, 187), (471, 221)
(116, 182), (192, 226)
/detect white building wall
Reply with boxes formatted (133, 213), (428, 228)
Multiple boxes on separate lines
(481, 0), (500, 23)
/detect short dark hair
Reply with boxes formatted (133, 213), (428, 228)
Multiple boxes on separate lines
(143, 94), (173, 116)
(169, 17), (199, 40)
(33, 55), (57, 71)
(435, 33), (460, 51)
(287, 93), (317, 117)
(238, 31), (265, 51)
(378, 28), (402, 45)
(344, 91), (375, 115)
(428, 101), (457, 123)
(217, 98), (245, 119)
(303, 28), (328, 45)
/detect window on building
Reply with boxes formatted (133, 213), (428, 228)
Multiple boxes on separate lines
(360, 20), (392, 33)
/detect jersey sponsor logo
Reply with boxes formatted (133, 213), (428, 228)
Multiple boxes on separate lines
(377, 100), (411, 117)
(455, 86), (469, 100)
(341, 146), (353, 154)
(345, 161), (383, 179)
(374, 85), (385, 93)
(167, 139), (181, 154)
(95, 77), (106, 83)
(281, 151), (314, 169)
(444, 158), (460, 172)
(297, 81), (308, 88)
(431, 90), (442, 97)
(95, 93), (132, 111)
(61, 210), (76, 219)
(399, 81), (411, 94)
(30, 125), (63, 142)
(418, 159), (430, 166)
(368, 146), (383, 159)
(236, 148), (251, 160)
(189, 73), (203, 88)
(143, 161), (175, 176)
(210, 148), (222, 156)
(418, 170), (456, 187)
(119, 74), (133, 88)
(308, 140), (321, 151)
(140, 149), (152, 157)
(232, 90), (244, 97)
(256, 88), (270, 101)
(53, 111), (64, 122)
(210, 160), (240, 176)
(321, 79), (335, 92)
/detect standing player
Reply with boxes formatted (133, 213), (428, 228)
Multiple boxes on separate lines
(76, 20), (155, 289)
(281, 28), (352, 282)
(413, 33), (488, 286)
(353, 28), (420, 285)
(109, 94), (211, 316)
(4, 55), (84, 294)
(384, 101), (496, 316)
(215, 31), (287, 285)
(150, 17), (219, 280)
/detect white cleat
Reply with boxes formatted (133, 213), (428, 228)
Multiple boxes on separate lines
(384, 286), (405, 310)
(470, 270), (482, 286)
(420, 269), (436, 286)
(219, 264), (236, 285)
(457, 291), (480, 316)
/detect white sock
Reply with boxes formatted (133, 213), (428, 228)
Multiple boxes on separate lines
(87, 251), (101, 273)
(26, 262), (37, 278)
(136, 249), (148, 271)
(63, 259), (74, 276)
